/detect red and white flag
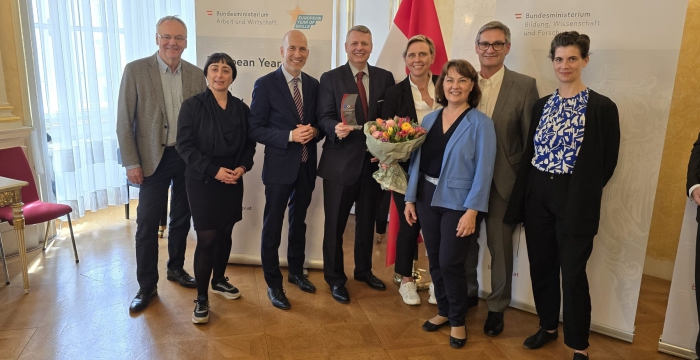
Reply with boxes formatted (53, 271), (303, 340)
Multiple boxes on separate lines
(375, 0), (449, 83)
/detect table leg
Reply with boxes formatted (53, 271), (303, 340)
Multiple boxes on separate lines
(11, 201), (28, 293)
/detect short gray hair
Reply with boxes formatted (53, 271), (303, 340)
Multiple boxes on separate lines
(475, 21), (511, 44)
(156, 15), (188, 35)
(346, 25), (372, 39)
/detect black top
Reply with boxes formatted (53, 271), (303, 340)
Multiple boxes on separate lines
(206, 90), (244, 170)
(420, 107), (471, 178)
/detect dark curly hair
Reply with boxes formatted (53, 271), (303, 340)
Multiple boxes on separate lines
(548, 31), (590, 60)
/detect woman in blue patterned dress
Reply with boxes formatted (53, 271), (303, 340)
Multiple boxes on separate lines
(503, 32), (620, 360)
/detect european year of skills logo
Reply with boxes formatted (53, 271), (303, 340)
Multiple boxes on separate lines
(294, 14), (323, 29)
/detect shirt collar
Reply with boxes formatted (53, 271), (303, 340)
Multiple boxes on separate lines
(280, 65), (301, 84)
(348, 62), (369, 78)
(156, 52), (182, 74)
(478, 65), (505, 87)
(409, 73), (435, 92)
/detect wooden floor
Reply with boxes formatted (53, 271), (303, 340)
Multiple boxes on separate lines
(0, 202), (681, 359)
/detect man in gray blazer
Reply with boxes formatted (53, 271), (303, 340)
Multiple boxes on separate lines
(464, 21), (539, 336)
(116, 16), (207, 313)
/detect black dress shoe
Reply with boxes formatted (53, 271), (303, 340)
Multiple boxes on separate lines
(267, 288), (291, 310)
(523, 327), (558, 349)
(573, 353), (589, 360)
(355, 274), (386, 291)
(484, 311), (504, 337)
(449, 325), (467, 349)
(166, 268), (196, 288)
(330, 285), (350, 304)
(129, 287), (157, 313)
(422, 319), (449, 332)
(288, 274), (316, 293)
(467, 296), (479, 309)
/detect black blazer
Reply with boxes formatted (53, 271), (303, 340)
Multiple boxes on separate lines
(248, 67), (321, 185)
(176, 90), (256, 182)
(316, 62), (395, 185)
(686, 131), (700, 221)
(381, 74), (439, 172)
(504, 89), (620, 236)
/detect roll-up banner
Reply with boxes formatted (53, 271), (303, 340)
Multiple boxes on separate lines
(195, 0), (334, 268)
(451, 0), (688, 342)
(659, 199), (698, 359)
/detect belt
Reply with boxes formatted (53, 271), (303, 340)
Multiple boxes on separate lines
(423, 174), (439, 185)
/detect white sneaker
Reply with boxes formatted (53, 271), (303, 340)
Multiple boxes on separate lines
(428, 282), (437, 305)
(399, 281), (421, 305)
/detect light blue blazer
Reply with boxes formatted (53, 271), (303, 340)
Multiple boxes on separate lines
(405, 108), (497, 213)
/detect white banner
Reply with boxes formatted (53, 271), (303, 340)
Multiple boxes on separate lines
(452, 0), (688, 341)
(659, 199), (698, 359)
(195, 0), (334, 268)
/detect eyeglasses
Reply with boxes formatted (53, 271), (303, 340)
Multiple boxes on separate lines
(477, 42), (507, 51)
(157, 34), (186, 42)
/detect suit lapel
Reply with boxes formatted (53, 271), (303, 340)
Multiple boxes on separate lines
(401, 78), (418, 121)
(301, 72), (312, 124)
(275, 68), (301, 123)
(491, 68), (513, 123)
(367, 65), (379, 122)
(444, 111), (473, 160)
(147, 53), (167, 121)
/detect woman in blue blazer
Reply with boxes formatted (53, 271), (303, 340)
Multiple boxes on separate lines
(404, 59), (496, 348)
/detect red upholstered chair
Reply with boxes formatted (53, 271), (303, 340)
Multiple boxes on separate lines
(0, 147), (78, 284)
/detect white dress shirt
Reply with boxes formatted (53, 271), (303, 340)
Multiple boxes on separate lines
(477, 65), (505, 118)
(281, 66), (303, 142)
(409, 74), (440, 125)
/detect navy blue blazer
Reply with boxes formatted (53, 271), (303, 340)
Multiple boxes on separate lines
(316, 62), (395, 185)
(405, 108), (497, 213)
(248, 67), (321, 185)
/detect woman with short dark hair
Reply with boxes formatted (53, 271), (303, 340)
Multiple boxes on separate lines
(504, 32), (620, 360)
(404, 59), (496, 348)
(177, 52), (256, 324)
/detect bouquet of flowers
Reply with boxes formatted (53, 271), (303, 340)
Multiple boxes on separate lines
(364, 116), (427, 194)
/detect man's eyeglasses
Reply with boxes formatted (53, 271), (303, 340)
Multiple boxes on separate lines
(477, 42), (507, 51)
(157, 34), (186, 42)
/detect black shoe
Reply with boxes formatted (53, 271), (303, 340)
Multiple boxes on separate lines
(467, 296), (479, 309)
(192, 296), (209, 324)
(449, 325), (467, 349)
(288, 274), (316, 293)
(422, 319), (449, 332)
(484, 311), (504, 337)
(523, 327), (558, 349)
(355, 274), (386, 291)
(573, 353), (588, 360)
(166, 268), (196, 288)
(267, 288), (291, 310)
(129, 287), (157, 313)
(211, 277), (241, 300)
(330, 285), (350, 304)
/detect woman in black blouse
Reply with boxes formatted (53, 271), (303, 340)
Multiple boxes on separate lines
(381, 35), (441, 306)
(503, 32), (620, 360)
(177, 53), (256, 324)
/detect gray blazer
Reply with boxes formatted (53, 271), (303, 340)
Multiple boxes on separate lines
(491, 67), (539, 202)
(116, 52), (207, 177)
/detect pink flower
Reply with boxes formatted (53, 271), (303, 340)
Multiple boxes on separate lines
(372, 131), (382, 139)
(370, 125), (377, 133)
(385, 119), (396, 128)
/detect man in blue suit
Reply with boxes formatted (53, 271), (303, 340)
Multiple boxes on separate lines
(316, 25), (396, 304)
(249, 30), (321, 310)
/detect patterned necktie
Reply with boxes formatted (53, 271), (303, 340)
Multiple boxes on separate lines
(356, 71), (368, 122)
(292, 77), (308, 162)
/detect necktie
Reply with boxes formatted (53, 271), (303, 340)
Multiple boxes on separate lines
(292, 77), (308, 162)
(356, 71), (368, 122)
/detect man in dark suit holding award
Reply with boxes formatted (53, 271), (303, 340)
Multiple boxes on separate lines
(248, 30), (321, 310)
(464, 21), (539, 335)
(686, 131), (700, 357)
(316, 25), (395, 303)
(116, 16), (206, 313)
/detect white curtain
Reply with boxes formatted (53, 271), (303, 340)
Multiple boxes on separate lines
(28, 0), (196, 218)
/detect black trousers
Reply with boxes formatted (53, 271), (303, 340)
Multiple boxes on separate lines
(392, 191), (422, 277)
(416, 177), (483, 327)
(524, 169), (594, 351)
(322, 154), (381, 286)
(135, 147), (191, 289)
(696, 222), (700, 356)
(261, 162), (315, 289)
(375, 190), (391, 234)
